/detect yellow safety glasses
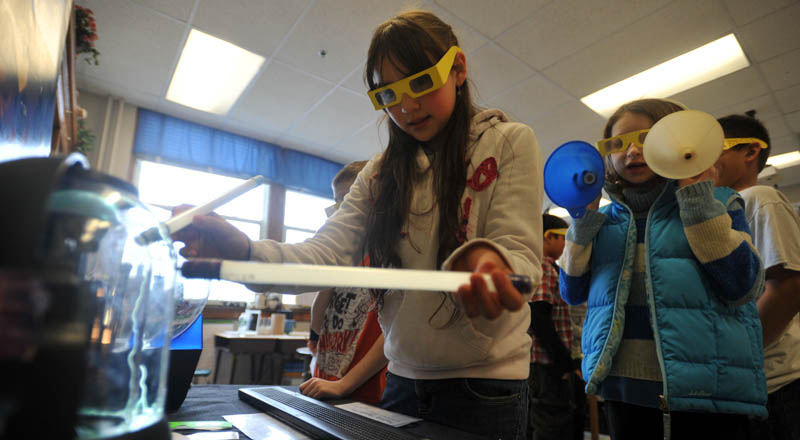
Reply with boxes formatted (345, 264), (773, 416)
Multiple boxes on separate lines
(368, 46), (461, 111)
(596, 129), (650, 156)
(545, 228), (567, 237)
(723, 138), (768, 150)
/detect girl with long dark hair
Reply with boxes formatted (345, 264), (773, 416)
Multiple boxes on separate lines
(174, 10), (543, 439)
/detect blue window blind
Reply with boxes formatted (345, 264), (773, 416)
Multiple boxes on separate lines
(133, 109), (342, 198)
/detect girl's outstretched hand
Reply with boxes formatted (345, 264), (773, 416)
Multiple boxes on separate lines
(170, 204), (250, 260)
(452, 244), (525, 320)
(298, 377), (348, 400)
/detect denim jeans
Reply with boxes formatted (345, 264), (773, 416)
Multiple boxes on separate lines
(749, 378), (800, 440)
(381, 371), (528, 440)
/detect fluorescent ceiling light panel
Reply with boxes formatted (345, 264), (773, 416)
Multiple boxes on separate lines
(767, 151), (800, 168)
(582, 34), (750, 117)
(166, 29), (265, 115)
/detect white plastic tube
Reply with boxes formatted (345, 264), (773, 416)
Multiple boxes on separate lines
(136, 175), (265, 244)
(181, 260), (533, 294)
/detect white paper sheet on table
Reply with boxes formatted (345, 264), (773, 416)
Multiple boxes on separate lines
(223, 413), (312, 440)
(172, 432), (239, 440)
(335, 402), (422, 428)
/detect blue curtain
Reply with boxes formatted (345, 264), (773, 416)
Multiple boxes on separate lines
(133, 109), (343, 198)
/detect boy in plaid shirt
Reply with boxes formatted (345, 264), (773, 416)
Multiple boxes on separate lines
(527, 214), (577, 440)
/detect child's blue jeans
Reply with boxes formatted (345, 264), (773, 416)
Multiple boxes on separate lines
(381, 371), (528, 440)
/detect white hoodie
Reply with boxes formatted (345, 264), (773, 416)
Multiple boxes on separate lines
(251, 109), (543, 380)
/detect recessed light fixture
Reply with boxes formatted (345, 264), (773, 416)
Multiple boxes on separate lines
(767, 151), (800, 168)
(581, 34), (750, 117)
(166, 29), (265, 115)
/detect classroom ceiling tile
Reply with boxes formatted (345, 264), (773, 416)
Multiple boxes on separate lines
(711, 94), (783, 122)
(469, 43), (535, 101)
(433, 0), (548, 38)
(787, 111), (800, 133)
(496, 0), (670, 70)
(336, 119), (388, 161)
(192, 0), (310, 56)
(778, 165), (800, 187)
(763, 115), (792, 140)
(722, 0), (796, 26)
(273, 0), (408, 83)
(75, 0), (186, 97)
(421, 1), (488, 54)
(670, 67), (769, 113)
(289, 88), (378, 148)
(543, 0), (734, 98)
(130, 0), (195, 22)
(529, 100), (605, 154)
(488, 75), (573, 123)
(74, 0), (800, 166)
(771, 134), (799, 155)
(229, 61), (334, 134)
(775, 84), (800, 113)
(572, 123), (605, 146)
(539, 121), (606, 164)
(736, 2), (800, 63)
(760, 49), (800, 91)
(341, 63), (368, 95)
(76, 74), (163, 112)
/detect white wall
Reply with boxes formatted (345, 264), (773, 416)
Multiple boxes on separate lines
(78, 89), (138, 182)
(777, 184), (800, 216)
(76, 90), (105, 166)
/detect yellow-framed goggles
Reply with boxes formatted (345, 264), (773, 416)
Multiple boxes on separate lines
(368, 46), (461, 111)
(723, 138), (768, 151)
(596, 129), (650, 156)
(545, 228), (567, 237)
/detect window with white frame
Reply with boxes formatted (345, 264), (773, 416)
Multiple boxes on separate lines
(135, 160), (335, 306)
(282, 190), (334, 305)
(283, 190), (333, 244)
(135, 160), (267, 304)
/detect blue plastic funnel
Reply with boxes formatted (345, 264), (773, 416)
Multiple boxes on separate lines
(544, 141), (605, 218)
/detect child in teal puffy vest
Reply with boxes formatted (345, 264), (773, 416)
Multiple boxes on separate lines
(559, 98), (766, 440)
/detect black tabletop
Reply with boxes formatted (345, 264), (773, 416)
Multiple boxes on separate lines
(168, 384), (487, 440)
(168, 384), (248, 425)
